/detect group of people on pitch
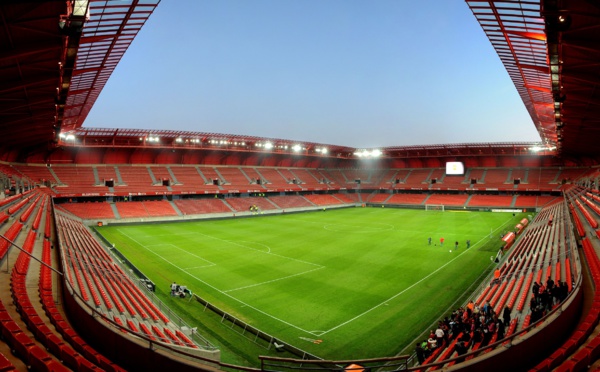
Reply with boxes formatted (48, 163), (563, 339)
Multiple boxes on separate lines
(427, 237), (471, 249)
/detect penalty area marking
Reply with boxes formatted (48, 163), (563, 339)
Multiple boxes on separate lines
(317, 235), (490, 337)
(116, 229), (317, 335)
(145, 243), (216, 269)
(224, 266), (325, 293)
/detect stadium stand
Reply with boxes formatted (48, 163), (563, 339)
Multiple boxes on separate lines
(149, 166), (173, 185)
(386, 193), (428, 205)
(466, 169), (485, 185)
(216, 167), (251, 185)
(287, 168), (322, 188)
(52, 166), (103, 194)
(268, 195), (314, 209)
(174, 198), (232, 215)
(303, 194), (346, 206)
(141, 200), (178, 216)
(403, 169), (431, 188)
(225, 197), (278, 212)
(440, 173), (467, 187)
(257, 168), (300, 189)
(2, 0), (600, 370)
(113, 200), (177, 218)
(96, 166), (119, 187)
(58, 202), (116, 219)
(483, 169), (510, 187)
(333, 193), (356, 203)
(426, 194), (469, 206)
(467, 195), (513, 207)
(116, 166), (159, 193)
(198, 167), (221, 185)
(374, 169), (399, 188)
(368, 193), (392, 203)
(320, 169), (347, 186)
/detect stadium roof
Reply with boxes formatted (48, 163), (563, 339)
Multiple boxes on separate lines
(466, 0), (600, 157)
(0, 0), (159, 151)
(1, 0), (599, 158)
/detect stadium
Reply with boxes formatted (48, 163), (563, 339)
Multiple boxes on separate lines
(0, 0), (600, 371)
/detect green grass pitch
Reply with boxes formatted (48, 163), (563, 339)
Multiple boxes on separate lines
(96, 207), (527, 364)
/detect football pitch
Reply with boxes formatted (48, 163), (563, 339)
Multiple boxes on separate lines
(96, 207), (528, 363)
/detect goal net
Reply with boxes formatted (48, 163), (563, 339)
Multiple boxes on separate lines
(425, 204), (445, 212)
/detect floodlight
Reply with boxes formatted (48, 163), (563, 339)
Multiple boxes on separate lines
(73, 0), (89, 17)
(264, 142), (273, 150)
(175, 138), (183, 143)
(59, 133), (66, 139)
(292, 144), (301, 152)
(371, 149), (382, 157)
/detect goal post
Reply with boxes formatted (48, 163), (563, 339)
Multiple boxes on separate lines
(425, 204), (445, 212)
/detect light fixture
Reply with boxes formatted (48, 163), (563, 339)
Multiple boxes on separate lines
(73, 0), (89, 17)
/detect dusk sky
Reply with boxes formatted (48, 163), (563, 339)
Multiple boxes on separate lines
(84, 0), (542, 149)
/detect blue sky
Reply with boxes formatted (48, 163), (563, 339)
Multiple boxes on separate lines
(84, 0), (541, 148)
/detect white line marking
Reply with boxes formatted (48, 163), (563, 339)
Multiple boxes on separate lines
(146, 243), (216, 267)
(116, 229), (317, 334)
(318, 223), (508, 335)
(224, 267), (325, 293)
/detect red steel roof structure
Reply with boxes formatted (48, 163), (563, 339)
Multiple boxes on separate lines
(0, 0), (159, 152)
(466, 0), (600, 157)
(0, 0), (599, 160)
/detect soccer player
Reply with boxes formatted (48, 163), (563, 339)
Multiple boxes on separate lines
(440, 237), (444, 246)
(466, 239), (471, 249)
(428, 237), (432, 245)
(455, 241), (459, 250)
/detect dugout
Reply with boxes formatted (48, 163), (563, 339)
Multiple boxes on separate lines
(501, 232), (516, 250)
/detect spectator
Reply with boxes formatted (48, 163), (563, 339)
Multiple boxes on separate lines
(532, 282), (540, 298)
(421, 340), (431, 358)
(502, 305), (511, 326)
(415, 343), (425, 364)
(435, 324), (445, 346)
(546, 276), (554, 291)
(427, 337), (438, 350)
(496, 319), (505, 339)
(455, 338), (468, 361)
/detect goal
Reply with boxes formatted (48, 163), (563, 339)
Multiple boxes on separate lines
(425, 204), (445, 212)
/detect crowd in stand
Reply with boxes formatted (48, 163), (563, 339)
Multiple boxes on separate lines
(415, 276), (571, 366)
(529, 277), (570, 323)
(415, 301), (510, 365)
